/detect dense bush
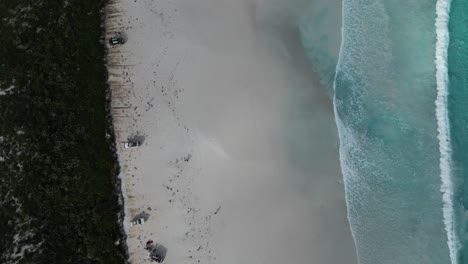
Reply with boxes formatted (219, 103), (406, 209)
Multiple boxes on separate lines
(0, 0), (125, 263)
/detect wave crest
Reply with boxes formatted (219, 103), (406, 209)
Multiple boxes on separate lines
(434, 0), (459, 262)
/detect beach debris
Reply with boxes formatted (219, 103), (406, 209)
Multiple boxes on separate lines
(146, 97), (155, 111)
(145, 242), (167, 263)
(126, 133), (146, 147)
(130, 218), (145, 226)
(124, 140), (140, 149)
(183, 153), (192, 162)
(132, 211), (150, 222)
(145, 240), (154, 249)
(109, 32), (126, 45)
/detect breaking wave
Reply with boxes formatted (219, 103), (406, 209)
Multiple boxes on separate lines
(333, 0), (455, 263)
(434, 0), (458, 262)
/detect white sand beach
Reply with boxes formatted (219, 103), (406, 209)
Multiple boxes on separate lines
(105, 0), (357, 263)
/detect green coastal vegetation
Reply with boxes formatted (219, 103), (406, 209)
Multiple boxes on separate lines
(0, 0), (125, 263)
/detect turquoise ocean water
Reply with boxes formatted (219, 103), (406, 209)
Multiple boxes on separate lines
(299, 0), (468, 262)
(333, 1), (450, 263)
(448, 0), (468, 262)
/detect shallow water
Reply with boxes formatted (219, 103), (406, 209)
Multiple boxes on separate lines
(299, 0), (342, 91)
(333, 0), (452, 263)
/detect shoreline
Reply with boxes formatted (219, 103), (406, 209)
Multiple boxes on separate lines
(103, 0), (131, 262)
(102, 0), (130, 261)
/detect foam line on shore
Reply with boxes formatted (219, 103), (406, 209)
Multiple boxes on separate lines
(434, 0), (458, 262)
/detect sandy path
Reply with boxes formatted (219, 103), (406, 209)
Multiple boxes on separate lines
(105, 0), (357, 263)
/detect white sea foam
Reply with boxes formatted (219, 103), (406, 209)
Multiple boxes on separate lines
(434, 0), (458, 263)
(332, 1), (361, 262)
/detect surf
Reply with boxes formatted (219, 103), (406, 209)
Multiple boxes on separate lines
(333, 0), (453, 263)
(434, 0), (459, 262)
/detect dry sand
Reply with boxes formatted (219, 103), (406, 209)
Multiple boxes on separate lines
(105, 0), (357, 263)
